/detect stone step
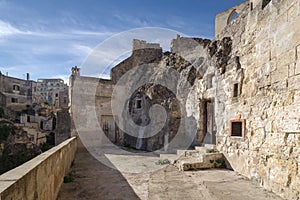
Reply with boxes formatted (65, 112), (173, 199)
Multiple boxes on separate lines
(177, 149), (203, 157)
(194, 144), (217, 153)
(174, 152), (225, 171)
(177, 149), (186, 156)
(194, 146), (207, 153)
(204, 144), (216, 149)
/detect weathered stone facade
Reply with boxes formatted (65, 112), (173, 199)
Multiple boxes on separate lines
(33, 78), (68, 108)
(0, 72), (33, 114)
(212, 0), (300, 199)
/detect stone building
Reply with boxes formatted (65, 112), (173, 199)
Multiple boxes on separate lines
(33, 78), (68, 108)
(0, 72), (33, 114)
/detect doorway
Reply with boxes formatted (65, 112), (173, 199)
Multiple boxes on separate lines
(203, 100), (216, 144)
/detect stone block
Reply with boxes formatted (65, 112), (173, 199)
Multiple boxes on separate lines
(288, 63), (295, 77)
(295, 59), (300, 75)
(296, 44), (300, 59)
(271, 65), (289, 84)
(277, 50), (296, 67)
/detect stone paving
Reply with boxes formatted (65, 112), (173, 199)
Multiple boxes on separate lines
(57, 141), (284, 200)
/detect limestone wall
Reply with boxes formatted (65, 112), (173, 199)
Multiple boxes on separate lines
(0, 137), (77, 200)
(213, 0), (300, 199)
(70, 76), (115, 145)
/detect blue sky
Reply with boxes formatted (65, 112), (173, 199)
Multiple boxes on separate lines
(0, 0), (245, 82)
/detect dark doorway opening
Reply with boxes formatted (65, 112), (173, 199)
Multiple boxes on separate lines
(203, 100), (216, 144)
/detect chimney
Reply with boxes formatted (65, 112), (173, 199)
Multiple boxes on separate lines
(26, 73), (30, 80)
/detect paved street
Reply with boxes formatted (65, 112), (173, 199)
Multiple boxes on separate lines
(57, 141), (283, 200)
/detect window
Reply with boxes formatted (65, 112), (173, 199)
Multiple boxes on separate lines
(55, 93), (58, 97)
(29, 135), (34, 142)
(227, 10), (238, 24)
(13, 85), (20, 91)
(27, 116), (30, 122)
(233, 83), (239, 97)
(230, 119), (245, 137)
(11, 98), (18, 103)
(63, 97), (67, 104)
(262, 0), (271, 10)
(136, 99), (142, 109)
(207, 74), (214, 89)
(250, 2), (254, 11)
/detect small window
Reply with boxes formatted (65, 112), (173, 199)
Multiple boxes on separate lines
(40, 121), (44, 129)
(230, 119), (245, 137)
(262, 0), (271, 10)
(13, 85), (20, 91)
(250, 2), (254, 11)
(11, 98), (18, 103)
(207, 74), (214, 89)
(29, 135), (34, 141)
(27, 116), (30, 122)
(233, 83), (239, 97)
(136, 99), (142, 109)
(55, 93), (58, 97)
(63, 97), (67, 104)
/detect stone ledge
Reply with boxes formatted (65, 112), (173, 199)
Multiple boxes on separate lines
(0, 137), (77, 200)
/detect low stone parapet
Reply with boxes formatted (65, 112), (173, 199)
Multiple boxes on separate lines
(0, 137), (77, 200)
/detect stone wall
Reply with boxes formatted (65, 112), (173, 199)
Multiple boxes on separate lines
(70, 75), (115, 145)
(212, 0), (300, 199)
(0, 137), (77, 200)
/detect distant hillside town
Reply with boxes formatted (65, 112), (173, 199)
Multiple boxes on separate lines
(0, 71), (70, 174)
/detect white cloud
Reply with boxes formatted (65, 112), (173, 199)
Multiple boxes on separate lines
(0, 20), (22, 37)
